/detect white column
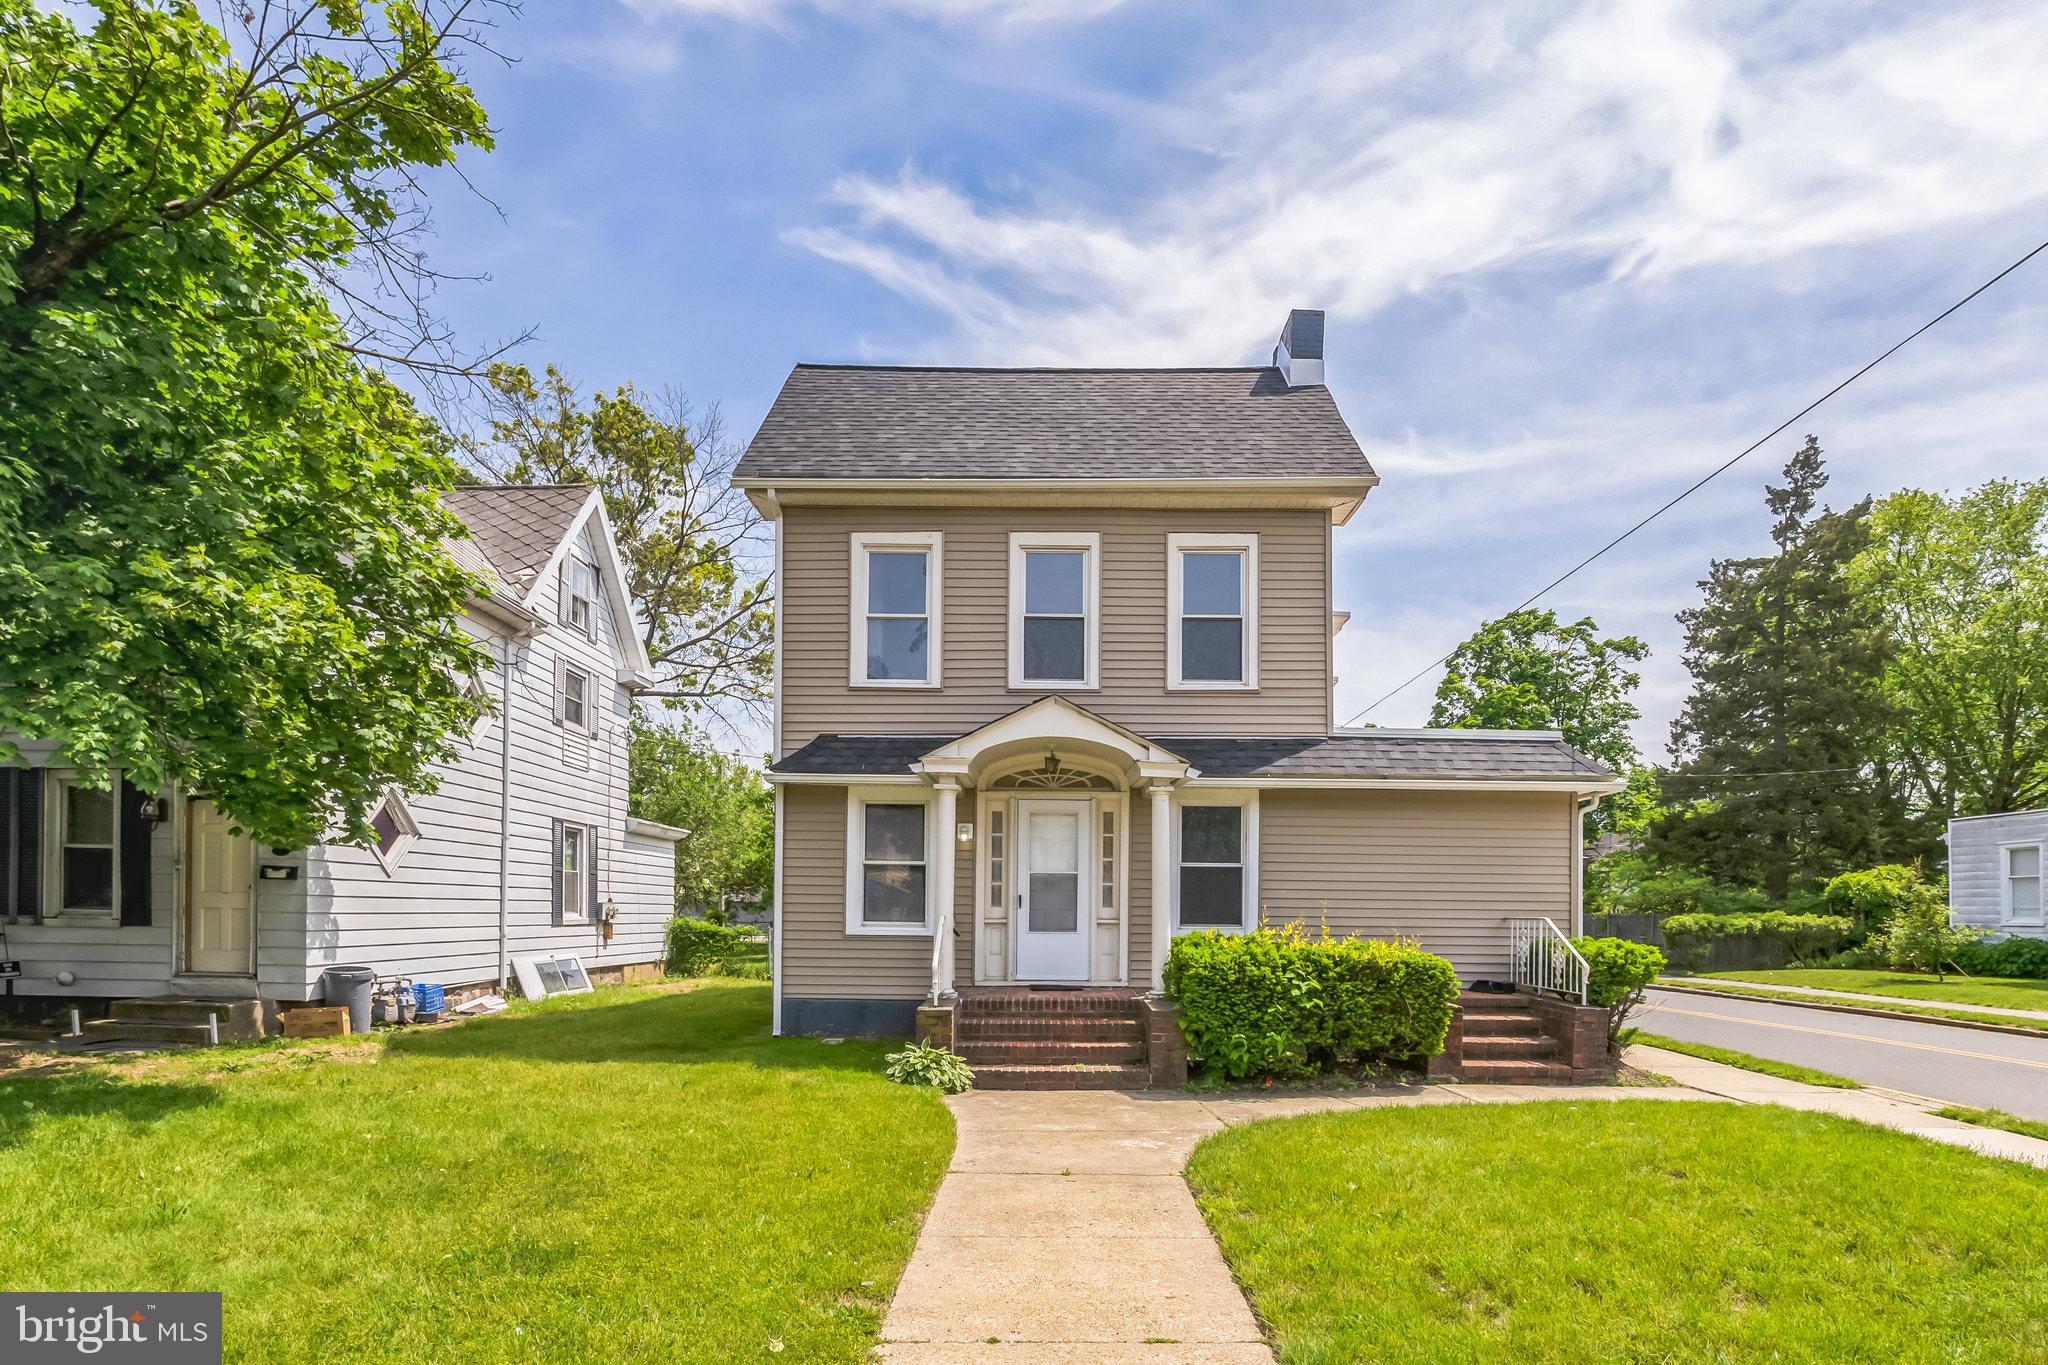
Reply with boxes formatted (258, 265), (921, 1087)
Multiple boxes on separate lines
(1149, 783), (1173, 993)
(932, 781), (959, 1000)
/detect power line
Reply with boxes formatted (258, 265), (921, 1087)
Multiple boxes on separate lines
(1341, 232), (2048, 728)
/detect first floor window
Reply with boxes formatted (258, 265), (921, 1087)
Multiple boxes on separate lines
(367, 788), (420, 874)
(53, 774), (118, 915)
(562, 824), (586, 919)
(2008, 845), (2043, 925)
(1177, 800), (1252, 929)
(850, 795), (930, 931)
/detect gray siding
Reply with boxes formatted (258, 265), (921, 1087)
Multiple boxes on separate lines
(1948, 809), (2048, 941)
(778, 505), (1333, 756)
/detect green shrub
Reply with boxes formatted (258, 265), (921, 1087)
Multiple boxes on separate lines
(1660, 911), (1853, 973)
(665, 917), (754, 976)
(1573, 936), (1666, 1048)
(1952, 936), (2048, 980)
(1585, 853), (1771, 919)
(884, 1041), (974, 1093)
(1824, 865), (1933, 936)
(1875, 887), (1983, 980)
(1163, 925), (1458, 1081)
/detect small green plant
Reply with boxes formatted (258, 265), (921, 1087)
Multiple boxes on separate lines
(884, 1040), (975, 1094)
(1572, 936), (1665, 1049)
(1951, 935), (2048, 980)
(1875, 887), (1983, 981)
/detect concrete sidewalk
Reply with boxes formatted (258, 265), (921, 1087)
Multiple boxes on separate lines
(1624, 1043), (2048, 1168)
(876, 1081), (1715, 1362)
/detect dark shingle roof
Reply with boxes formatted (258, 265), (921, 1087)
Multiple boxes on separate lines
(733, 366), (1375, 483)
(771, 731), (1614, 782)
(442, 485), (594, 593)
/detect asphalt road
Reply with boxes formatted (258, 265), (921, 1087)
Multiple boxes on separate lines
(1638, 987), (2048, 1123)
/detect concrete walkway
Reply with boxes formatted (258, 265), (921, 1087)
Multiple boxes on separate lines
(1625, 1043), (2048, 1168)
(1664, 978), (2048, 1022)
(876, 1081), (1716, 1362)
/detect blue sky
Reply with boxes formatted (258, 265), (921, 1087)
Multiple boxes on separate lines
(423, 0), (2048, 758)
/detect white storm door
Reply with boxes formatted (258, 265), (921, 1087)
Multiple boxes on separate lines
(1014, 799), (1091, 982)
(185, 799), (255, 975)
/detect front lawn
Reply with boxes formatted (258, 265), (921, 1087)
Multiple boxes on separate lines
(1627, 1030), (1861, 1088)
(1702, 968), (2048, 1013)
(1189, 1102), (2048, 1363)
(0, 981), (951, 1363)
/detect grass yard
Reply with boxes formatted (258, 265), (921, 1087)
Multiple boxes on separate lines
(1189, 1102), (2048, 1364)
(1627, 1030), (1862, 1088)
(1702, 968), (2048, 1013)
(1936, 1106), (2048, 1143)
(0, 981), (951, 1363)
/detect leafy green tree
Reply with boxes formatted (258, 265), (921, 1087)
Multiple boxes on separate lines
(1430, 608), (1650, 835)
(1852, 480), (2048, 817)
(1650, 438), (1899, 899)
(1876, 886), (1982, 981)
(465, 364), (774, 719)
(0, 1), (505, 845)
(629, 722), (773, 916)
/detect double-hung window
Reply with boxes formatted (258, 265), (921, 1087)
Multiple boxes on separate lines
(1174, 794), (1257, 932)
(562, 558), (599, 642)
(851, 533), (941, 687)
(2006, 844), (2044, 927)
(559, 663), (592, 732)
(1008, 532), (1099, 688)
(562, 824), (587, 919)
(50, 772), (118, 918)
(1168, 533), (1258, 689)
(845, 789), (932, 934)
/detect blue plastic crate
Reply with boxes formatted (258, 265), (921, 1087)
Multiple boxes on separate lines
(411, 982), (447, 1016)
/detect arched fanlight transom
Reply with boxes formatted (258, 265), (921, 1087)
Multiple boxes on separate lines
(990, 749), (1117, 790)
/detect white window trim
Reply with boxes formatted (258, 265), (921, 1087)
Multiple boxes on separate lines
(844, 785), (936, 936)
(565, 557), (600, 642)
(2001, 840), (2045, 927)
(1008, 531), (1101, 690)
(43, 768), (120, 921)
(368, 786), (421, 876)
(849, 532), (943, 690)
(560, 662), (594, 734)
(1171, 789), (1259, 934)
(1167, 532), (1259, 690)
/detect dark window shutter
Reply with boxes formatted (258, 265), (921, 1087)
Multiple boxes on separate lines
(550, 818), (565, 925)
(585, 564), (600, 643)
(6, 768), (43, 923)
(551, 656), (566, 725)
(588, 824), (601, 921)
(118, 777), (152, 926)
(557, 561), (572, 627)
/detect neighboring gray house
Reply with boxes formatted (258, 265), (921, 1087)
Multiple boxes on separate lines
(1948, 809), (2046, 941)
(0, 485), (683, 1030)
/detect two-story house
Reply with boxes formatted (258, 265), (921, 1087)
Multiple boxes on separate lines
(736, 311), (1624, 1087)
(0, 484), (683, 1039)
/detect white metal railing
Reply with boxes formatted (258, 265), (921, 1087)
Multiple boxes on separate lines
(1508, 916), (1589, 1005)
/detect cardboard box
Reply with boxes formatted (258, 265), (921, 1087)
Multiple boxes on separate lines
(279, 1006), (351, 1039)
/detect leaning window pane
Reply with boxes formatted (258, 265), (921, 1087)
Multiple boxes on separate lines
(865, 804), (926, 861)
(1024, 550), (1085, 615)
(1181, 805), (1242, 864)
(1023, 616), (1086, 680)
(1179, 866), (1243, 926)
(867, 551), (928, 615)
(63, 848), (114, 910)
(1182, 618), (1244, 682)
(864, 865), (928, 923)
(1182, 551), (1242, 616)
(866, 618), (928, 681)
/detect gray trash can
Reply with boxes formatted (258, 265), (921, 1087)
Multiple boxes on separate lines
(321, 965), (377, 1035)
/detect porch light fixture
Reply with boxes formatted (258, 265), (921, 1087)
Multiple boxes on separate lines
(139, 795), (170, 829)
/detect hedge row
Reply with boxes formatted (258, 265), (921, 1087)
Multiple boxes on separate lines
(1163, 926), (1459, 1081)
(665, 917), (757, 976)
(1660, 910), (1853, 972)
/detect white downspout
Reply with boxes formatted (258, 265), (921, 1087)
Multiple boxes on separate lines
(497, 633), (516, 990)
(1573, 793), (1600, 937)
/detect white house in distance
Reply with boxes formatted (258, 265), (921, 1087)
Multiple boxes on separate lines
(0, 484), (683, 1037)
(1948, 809), (2046, 942)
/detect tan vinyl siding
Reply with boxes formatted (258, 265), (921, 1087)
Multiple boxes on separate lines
(780, 505), (1331, 755)
(780, 784), (930, 1001)
(1130, 794), (1154, 984)
(1257, 789), (1576, 980)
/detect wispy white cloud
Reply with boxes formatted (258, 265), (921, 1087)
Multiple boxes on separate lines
(624, 0), (1127, 28)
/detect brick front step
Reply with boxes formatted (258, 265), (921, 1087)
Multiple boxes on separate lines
(957, 989), (1146, 1017)
(971, 1062), (1152, 1091)
(1459, 1011), (1546, 1036)
(958, 1039), (1147, 1066)
(1460, 1034), (1561, 1060)
(956, 1014), (1144, 1043)
(1456, 1057), (1573, 1083)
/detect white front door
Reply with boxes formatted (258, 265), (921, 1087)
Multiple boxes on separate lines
(185, 799), (254, 975)
(1014, 798), (1091, 982)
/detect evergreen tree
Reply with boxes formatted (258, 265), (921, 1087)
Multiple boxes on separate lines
(1649, 438), (1898, 899)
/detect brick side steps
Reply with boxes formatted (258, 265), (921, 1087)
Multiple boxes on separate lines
(1430, 990), (1615, 1084)
(940, 988), (1175, 1091)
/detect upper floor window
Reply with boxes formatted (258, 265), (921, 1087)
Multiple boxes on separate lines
(2006, 844), (2043, 926)
(561, 558), (600, 642)
(850, 533), (941, 688)
(1168, 533), (1258, 689)
(1009, 532), (1099, 689)
(559, 662), (592, 732)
